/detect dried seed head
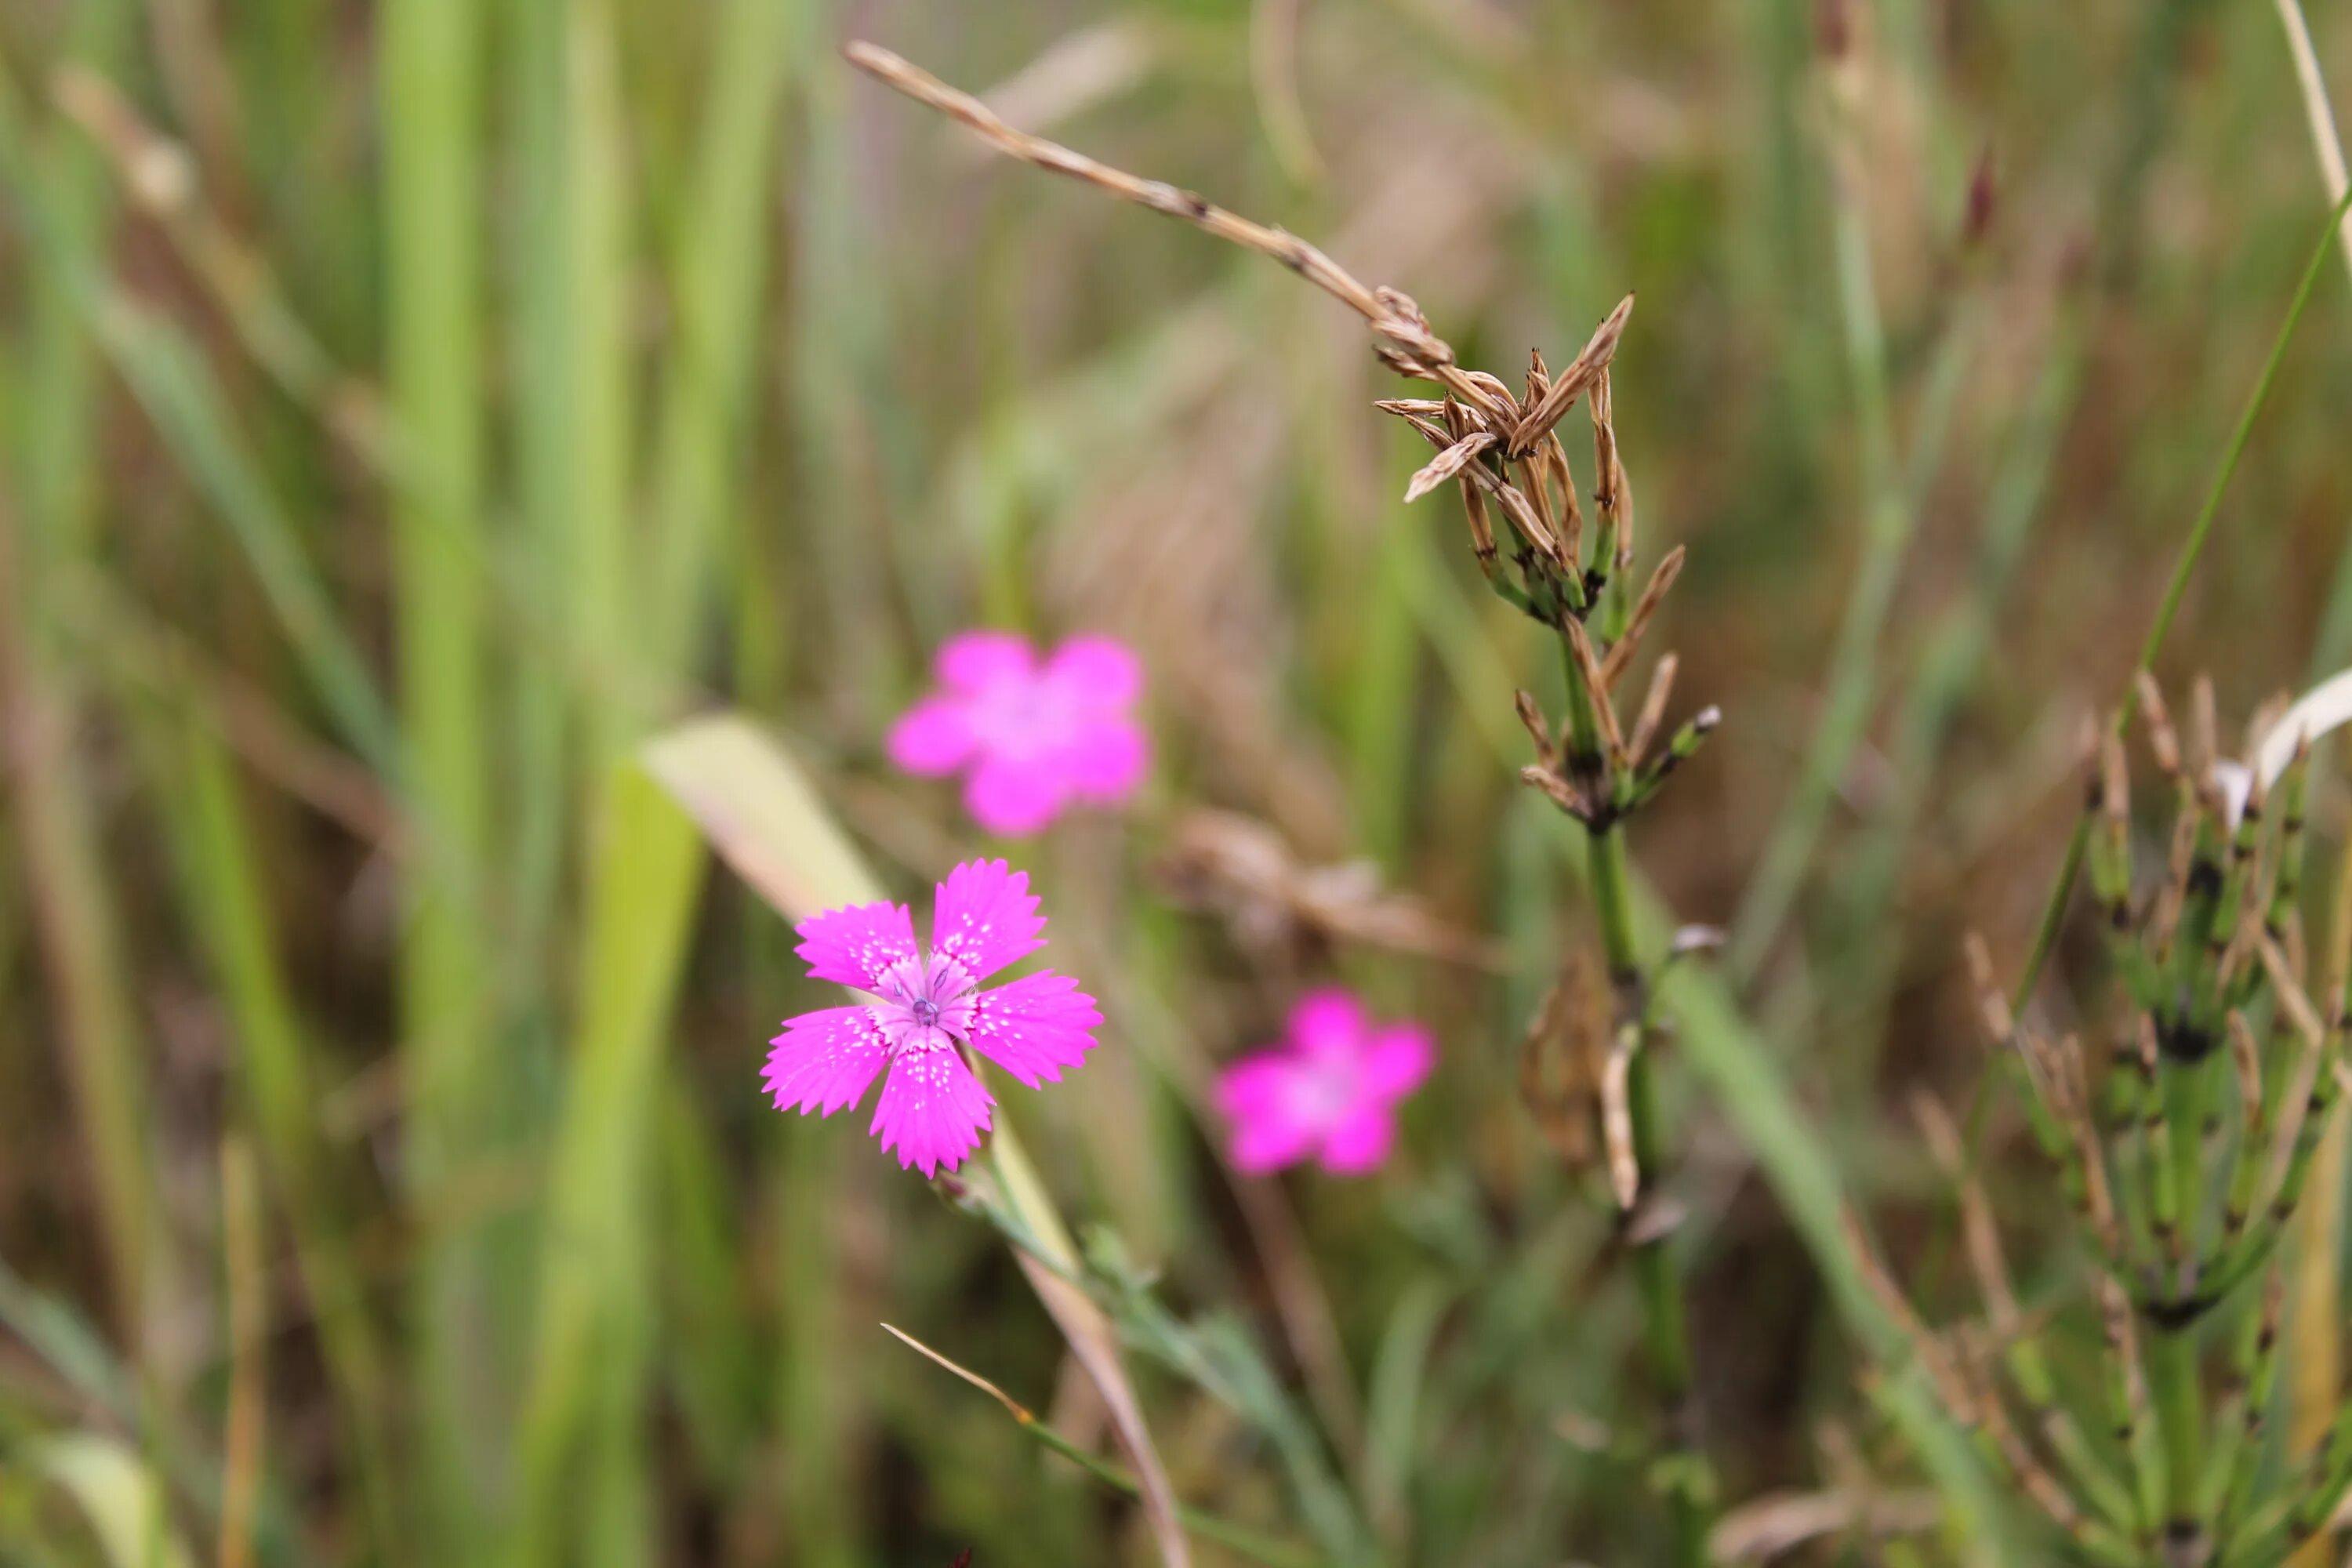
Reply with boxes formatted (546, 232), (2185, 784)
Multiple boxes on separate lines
(1521, 764), (1588, 820)
(1374, 341), (1436, 380)
(1546, 435), (1584, 565)
(1514, 690), (1555, 764)
(1588, 370), (1634, 568)
(2136, 674), (2181, 777)
(1457, 369), (1521, 416)
(2190, 674), (2218, 787)
(1562, 618), (1627, 773)
(1403, 430), (1496, 503)
(1600, 544), (1686, 689)
(1599, 1037), (1639, 1211)
(2100, 731), (2131, 826)
(1442, 401), (1500, 568)
(1962, 931), (2016, 1043)
(1627, 652), (1679, 765)
(1507, 295), (1635, 459)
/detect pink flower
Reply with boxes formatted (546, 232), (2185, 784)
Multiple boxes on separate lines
(765, 860), (1101, 1178)
(887, 631), (1149, 837)
(1214, 989), (1434, 1176)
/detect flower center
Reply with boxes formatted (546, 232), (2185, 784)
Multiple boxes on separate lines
(1297, 1062), (1358, 1126)
(912, 996), (942, 1027)
(974, 676), (1083, 761)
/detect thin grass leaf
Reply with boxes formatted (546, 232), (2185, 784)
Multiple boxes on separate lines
(1362, 1276), (1453, 1548)
(158, 710), (397, 1549)
(381, 0), (498, 1546)
(0, 9), (163, 1338)
(26, 1434), (197, 1568)
(881, 1324), (1323, 1568)
(564, 0), (637, 768)
(644, 0), (806, 675)
(510, 760), (709, 1568)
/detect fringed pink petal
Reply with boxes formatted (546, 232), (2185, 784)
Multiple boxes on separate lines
(964, 754), (1067, 837)
(936, 630), (1036, 695)
(931, 858), (1047, 982)
(887, 695), (979, 776)
(1361, 1025), (1436, 1101)
(870, 1036), (995, 1178)
(1218, 1055), (1321, 1174)
(1045, 635), (1143, 706)
(1216, 1055), (1296, 1117)
(1287, 989), (1368, 1058)
(793, 900), (918, 990)
(1317, 1105), (1397, 1175)
(1058, 717), (1149, 802)
(764, 1007), (891, 1116)
(965, 971), (1099, 1088)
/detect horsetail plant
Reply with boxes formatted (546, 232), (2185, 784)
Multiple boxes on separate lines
(845, 39), (1726, 1563)
(1853, 677), (2352, 1567)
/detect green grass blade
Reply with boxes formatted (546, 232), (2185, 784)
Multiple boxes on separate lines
(92, 303), (401, 771)
(25, 1434), (197, 1568)
(1727, 117), (1925, 982)
(509, 761), (709, 1568)
(0, 1), (159, 1345)
(564, 0), (639, 767)
(644, 0), (806, 677)
(158, 708), (397, 1552)
(502, 0), (579, 988)
(381, 0), (496, 1549)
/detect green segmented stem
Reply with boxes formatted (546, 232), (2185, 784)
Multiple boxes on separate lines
(2209, 1269), (2284, 1539)
(2221, 1012), (2292, 1244)
(2214, 789), (2263, 954)
(2098, 1279), (2162, 1537)
(2003, 1331), (2143, 1534)
(1555, 634), (1714, 1566)
(2263, 750), (2312, 947)
(2009, 187), (2352, 1014)
(2229, 1392), (2352, 1564)
(2144, 1051), (2187, 1273)
(1620, 710), (1719, 814)
(2205, 1017), (2343, 1301)
(2089, 788), (2166, 1018)
(2146, 1319), (2207, 1549)
(2161, 799), (2223, 1029)
(2162, 1052), (2222, 1269)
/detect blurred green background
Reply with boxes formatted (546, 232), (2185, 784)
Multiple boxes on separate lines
(4, 0), (2352, 1563)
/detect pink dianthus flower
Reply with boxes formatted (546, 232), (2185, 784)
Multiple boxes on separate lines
(887, 630), (1148, 836)
(766, 859), (1100, 1177)
(1215, 989), (1433, 1176)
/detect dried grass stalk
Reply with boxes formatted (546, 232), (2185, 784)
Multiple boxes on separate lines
(840, 41), (1523, 429)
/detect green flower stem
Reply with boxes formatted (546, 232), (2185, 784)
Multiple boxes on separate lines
(1558, 637), (1714, 1565)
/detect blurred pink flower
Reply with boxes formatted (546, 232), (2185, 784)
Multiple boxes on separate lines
(765, 859), (1100, 1178)
(1215, 989), (1434, 1176)
(887, 630), (1149, 836)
